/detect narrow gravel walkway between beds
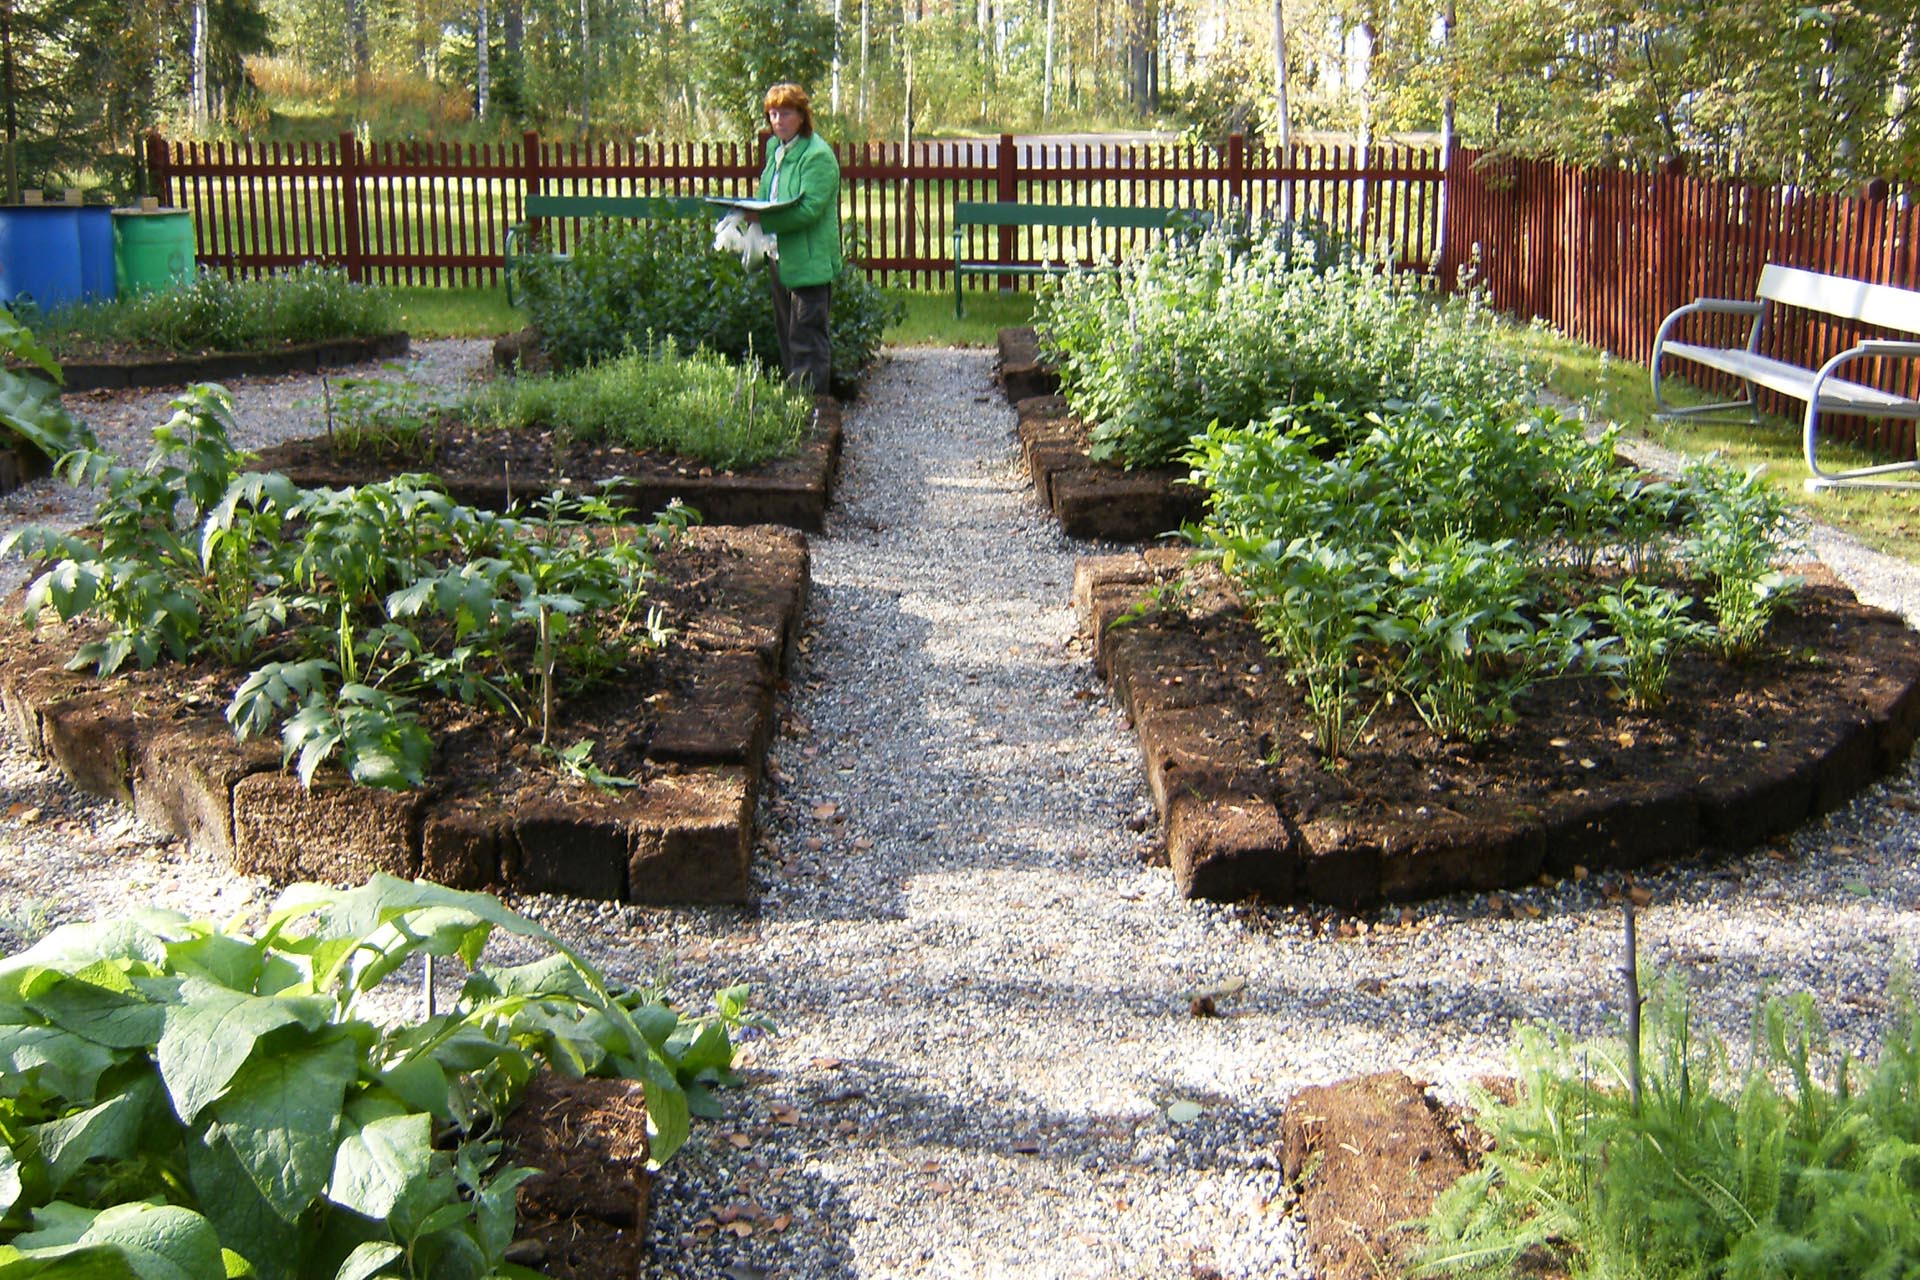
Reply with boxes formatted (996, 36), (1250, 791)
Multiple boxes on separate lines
(3, 344), (1919, 1279)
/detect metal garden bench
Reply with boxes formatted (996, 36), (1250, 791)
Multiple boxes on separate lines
(1651, 263), (1920, 490)
(950, 202), (1199, 318)
(503, 194), (710, 306)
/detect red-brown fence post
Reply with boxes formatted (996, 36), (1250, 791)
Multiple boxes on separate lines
(995, 132), (1017, 293)
(144, 133), (173, 206)
(1226, 132), (1246, 210)
(338, 132), (365, 284)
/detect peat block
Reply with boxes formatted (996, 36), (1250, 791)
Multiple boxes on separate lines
(1014, 397), (1203, 543)
(0, 525), (807, 904)
(996, 325), (1059, 403)
(501, 1073), (653, 1280)
(1077, 552), (1920, 905)
(1280, 1072), (1475, 1280)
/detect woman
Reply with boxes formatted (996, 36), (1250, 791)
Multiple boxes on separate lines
(749, 82), (842, 396)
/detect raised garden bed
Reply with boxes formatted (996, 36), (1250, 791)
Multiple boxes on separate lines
(1076, 548), (1920, 905)
(0, 524), (807, 904)
(46, 331), (411, 392)
(1014, 392), (1204, 542)
(501, 1073), (655, 1278)
(250, 397), (844, 533)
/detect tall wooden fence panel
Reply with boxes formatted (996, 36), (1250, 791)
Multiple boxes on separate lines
(147, 132), (1444, 293)
(1440, 147), (1920, 454)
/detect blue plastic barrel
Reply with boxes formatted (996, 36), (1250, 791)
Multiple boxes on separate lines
(0, 205), (84, 313)
(77, 206), (115, 301)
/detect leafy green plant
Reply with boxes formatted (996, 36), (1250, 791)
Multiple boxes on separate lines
(0, 311), (89, 470)
(0, 875), (769, 1279)
(465, 338), (812, 471)
(1593, 580), (1710, 711)
(516, 218), (901, 391)
(318, 373), (443, 457)
(1418, 972), (1920, 1280)
(1677, 459), (1806, 660)
(40, 264), (400, 356)
(3, 388), (694, 791)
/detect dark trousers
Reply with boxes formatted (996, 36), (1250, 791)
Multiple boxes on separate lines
(770, 262), (833, 395)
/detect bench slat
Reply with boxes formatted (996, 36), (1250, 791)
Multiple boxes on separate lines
(1758, 264), (1920, 335)
(1664, 341), (1920, 414)
(953, 201), (1191, 231)
(522, 194), (711, 220)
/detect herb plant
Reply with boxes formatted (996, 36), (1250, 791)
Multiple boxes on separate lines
(39, 264), (400, 355)
(1037, 216), (1533, 469)
(465, 338), (813, 471)
(0, 875), (767, 1280)
(1418, 973), (1920, 1280)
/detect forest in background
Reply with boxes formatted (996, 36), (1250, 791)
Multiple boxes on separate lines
(3, 0), (1917, 200)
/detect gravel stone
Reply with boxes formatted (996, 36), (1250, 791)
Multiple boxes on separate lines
(1, 343), (1917, 1277)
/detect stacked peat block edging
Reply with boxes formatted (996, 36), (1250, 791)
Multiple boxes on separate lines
(1000, 327), (1205, 542)
(257, 395), (846, 534)
(1075, 549), (1920, 906)
(0, 525), (807, 905)
(54, 332), (412, 392)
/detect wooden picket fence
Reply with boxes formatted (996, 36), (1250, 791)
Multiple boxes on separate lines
(1440, 147), (1920, 454)
(147, 131), (1920, 456)
(144, 131), (1445, 292)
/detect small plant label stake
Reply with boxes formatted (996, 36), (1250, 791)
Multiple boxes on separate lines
(1622, 900), (1644, 1115)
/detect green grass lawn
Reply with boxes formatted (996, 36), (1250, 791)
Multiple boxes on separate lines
(1505, 321), (1920, 565)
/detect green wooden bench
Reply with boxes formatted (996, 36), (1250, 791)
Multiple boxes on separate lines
(504, 194), (711, 305)
(950, 201), (1200, 318)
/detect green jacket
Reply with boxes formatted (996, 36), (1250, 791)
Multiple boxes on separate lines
(757, 132), (843, 288)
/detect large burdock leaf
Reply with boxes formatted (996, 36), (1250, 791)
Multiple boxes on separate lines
(5, 1202), (225, 1280)
(207, 1031), (360, 1221)
(156, 980), (333, 1124)
(326, 1112), (433, 1220)
(0, 1022), (120, 1102)
(184, 1135), (300, 1280)
(30, 1074), (161, 1194)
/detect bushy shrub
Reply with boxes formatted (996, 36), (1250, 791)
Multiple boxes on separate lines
(40, 264), (400, 354)
(517, 218), (900, 392)
(1037, 216), (1531, 468)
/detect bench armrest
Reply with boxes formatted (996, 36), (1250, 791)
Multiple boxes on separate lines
(1847, 339), (1920, 360)
(1652, 296), (1765, 359)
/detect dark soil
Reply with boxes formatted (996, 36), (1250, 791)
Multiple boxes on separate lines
(249, 398), (843, 532)
(1077, 550), (1920, 904)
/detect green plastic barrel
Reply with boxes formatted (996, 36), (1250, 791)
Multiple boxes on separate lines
(112, 209), (196, 296)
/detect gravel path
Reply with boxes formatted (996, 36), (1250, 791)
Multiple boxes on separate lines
(3, 343), (1920, 1278)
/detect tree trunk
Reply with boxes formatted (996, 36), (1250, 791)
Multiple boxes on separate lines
(477, 0), (491, 117)
(831, 0), (843, 112)
(577, 0), (591, 139)
(190, 0), (209, 125)
(859, 0), (870, 121)
(1041, 0), (1056, 120)
(349, 0), (369, 91)
(0, 0), (17, 204)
